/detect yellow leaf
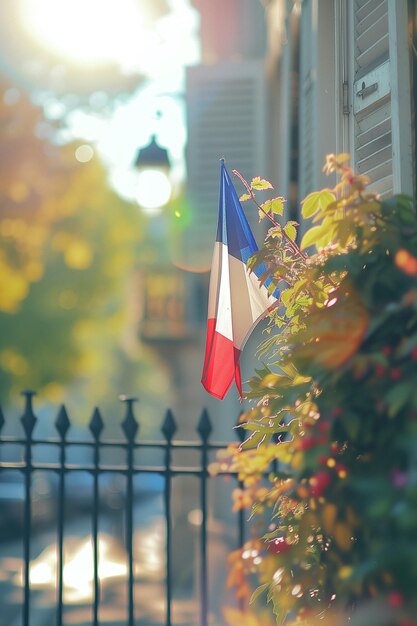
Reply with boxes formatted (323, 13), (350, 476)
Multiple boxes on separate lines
(259, 197), (285, 221)
(300, 218), (335, 251)
(346, 506), (360, 528)
(251, 176), (274, 191)
(283, 221), (298, 241)
(301, 189), (336, 219)
(240, 193), (251, 202)
(322, 503), (338, 534)
(334, 522), (353, 551)
(280, 288), (292, 307)
(358, 201), (381, 213)
(300, 225), (324, 250)
(262, 373), (292, 388)
(336, 152), (350, 163)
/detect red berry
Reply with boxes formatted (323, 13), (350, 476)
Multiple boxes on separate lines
(390, 368), (402, 380)
(388, 591), (404, 608)
(331, 407), (343, 418)
(318, 421), (331, 434)
(411, 347), (417, 360)
(309, 471), (332, 497)
(297, 437), (318, 451)
(375, 365), (387, 377)
(267, 536), (291, 554)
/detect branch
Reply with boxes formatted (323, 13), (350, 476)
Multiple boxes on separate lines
(232, 169), (308, 262)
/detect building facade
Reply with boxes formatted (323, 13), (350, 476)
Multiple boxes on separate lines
(178, 0), (417, 436)
(266, 0), (415, 212)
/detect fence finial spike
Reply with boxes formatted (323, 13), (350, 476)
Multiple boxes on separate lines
(120, 396), (139, 442)
(55, 405), (71, 439)
(20, 389), (37, 437)
(197, 408), (212, 441)
(89, 407), (104, 440)
(161, 408), (177, 442)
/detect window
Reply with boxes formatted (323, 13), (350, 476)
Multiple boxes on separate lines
(347, 0), (413, 196)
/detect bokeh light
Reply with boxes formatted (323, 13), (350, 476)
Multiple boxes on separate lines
(75, 144), (94, 163)
(135, 169), (172, 211)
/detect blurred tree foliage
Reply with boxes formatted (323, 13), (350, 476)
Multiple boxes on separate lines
(217, 156), (417, 626)
(0, 82), (160, 408)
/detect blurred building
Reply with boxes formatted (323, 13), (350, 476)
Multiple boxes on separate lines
(169, 0), (274, 441)
(140, 0), (273, 439)
(185, 0), (270, 268)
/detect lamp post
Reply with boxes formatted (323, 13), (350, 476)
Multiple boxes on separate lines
(133, 134), (172, 212)
(133, 131), (203, 593)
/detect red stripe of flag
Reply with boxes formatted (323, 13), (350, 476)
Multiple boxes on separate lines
(201, 318), (242, 400)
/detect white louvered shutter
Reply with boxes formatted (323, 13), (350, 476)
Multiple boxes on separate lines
(298, 0), (316, 200)
(297, 0), (337, 229)
(185, 61), (268, 266)
(349, 0), (413, 197)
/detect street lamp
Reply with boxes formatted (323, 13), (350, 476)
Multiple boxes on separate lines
(133, 134), (172, 212)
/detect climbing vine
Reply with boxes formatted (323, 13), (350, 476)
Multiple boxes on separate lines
(215, 155), (417, 626)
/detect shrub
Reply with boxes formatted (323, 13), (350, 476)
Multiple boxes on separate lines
(220, 155), (417, 626)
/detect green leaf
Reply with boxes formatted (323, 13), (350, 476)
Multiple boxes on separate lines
(301, 189), (336, 219)
(269, 593), (287, 626)
(268, 227), (283, 240)
(385, 382), (412, 417)
(249, 583), (269, 605)
(262, 373), (294, 388)
(242, 422), (289, 434)
(283, 221), (298, 241)
(239, 193), (251, 202)
(343, 413), (360, 439)
(259, 197), (285, 221)
(398, 333), (417, 357)
(273, 263), (290, 280)
(300, 220), (335, 250)
(240, 430), (268, 449)
(300, 225), (325, 250)
(267, 281), (278, 296)
(397, 195), (416, 224)
(251, 176), (274, 191)
(278, 361), (299, 378)
(280, 288), (293, 307)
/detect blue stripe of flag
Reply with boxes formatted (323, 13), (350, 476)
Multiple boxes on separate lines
(216, 160), (280, 299)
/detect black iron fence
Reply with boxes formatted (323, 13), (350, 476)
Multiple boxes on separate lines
(0, 391), (246, 626)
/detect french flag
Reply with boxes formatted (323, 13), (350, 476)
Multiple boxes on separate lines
(201, 160), (280, 400)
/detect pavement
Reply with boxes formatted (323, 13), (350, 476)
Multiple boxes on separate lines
(0, 494), (233, 626)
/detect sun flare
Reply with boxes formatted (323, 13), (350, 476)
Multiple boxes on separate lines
(19, 0), (149, 66)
